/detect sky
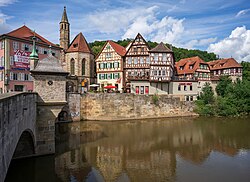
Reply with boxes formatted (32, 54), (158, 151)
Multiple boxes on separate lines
(0, 0), (250, 62)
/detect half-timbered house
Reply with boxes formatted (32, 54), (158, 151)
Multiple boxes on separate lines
(124, 33), (150, 93)
(96, 40), (126, 92)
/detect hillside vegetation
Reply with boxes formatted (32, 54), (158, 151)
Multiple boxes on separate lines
(89, 39), (218, 62)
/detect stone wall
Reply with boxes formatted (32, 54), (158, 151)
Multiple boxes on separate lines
(0, 93), (37, 182)
(73, 93), (196, 121)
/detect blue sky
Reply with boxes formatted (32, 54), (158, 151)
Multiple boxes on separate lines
(0, 0), (250, 61)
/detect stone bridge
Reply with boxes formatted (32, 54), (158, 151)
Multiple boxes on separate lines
(0, 93), (37, 182)
(0, 92), (64, 182)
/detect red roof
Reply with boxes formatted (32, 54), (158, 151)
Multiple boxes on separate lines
(5, 25), (58, 47)
(208, 58), (242, 70)
(108, 40), (126, 56)
(175, 56), (209, 75)
(67, 32), (92, 53)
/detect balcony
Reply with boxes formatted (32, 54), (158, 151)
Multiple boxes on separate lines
(127, 75), (149, 81)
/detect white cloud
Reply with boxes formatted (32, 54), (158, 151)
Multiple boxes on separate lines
(208, 26), (250, 62)
(0, 12), (11, 34)
(0, 0), (16, 6)
(184, 37), (217, 49)
(236, 9), (250, 17)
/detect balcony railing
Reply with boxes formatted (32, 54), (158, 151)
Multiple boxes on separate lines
(127, 75), (149, 81)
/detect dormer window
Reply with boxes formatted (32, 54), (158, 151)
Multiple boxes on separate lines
(180, 66), (184, 70)
(189, 65), (193, 69)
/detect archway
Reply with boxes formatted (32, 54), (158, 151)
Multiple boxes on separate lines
(58, 111), (69, 122)
(66, 81), (75, 92)
(13, 130), (35, 159)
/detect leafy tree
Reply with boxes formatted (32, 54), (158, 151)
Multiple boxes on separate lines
(200, 82), (214, 104)
(241, 61), (250, 81)
(215, 76), (232, 97)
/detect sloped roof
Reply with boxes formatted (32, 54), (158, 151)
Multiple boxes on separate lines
(149, 42), (173, 52)
(175, 56), (209, 75)
(31, 53), (68, 75)
(208, 58), (242, 70)
(108, 40), (126, 56)
(67, 32), (92, 53)
(4, 25), (58, 47)
(125, 33), (150, 56)
(61, 6), (69, 23)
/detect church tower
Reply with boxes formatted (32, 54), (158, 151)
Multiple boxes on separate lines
(60, 6), (70, 50)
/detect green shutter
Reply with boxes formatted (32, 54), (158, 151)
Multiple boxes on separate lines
(118, 62), (119, 68)
(118, 73), (120, 78)
(99, 74), (101, 79)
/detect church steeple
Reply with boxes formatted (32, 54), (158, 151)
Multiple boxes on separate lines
(60, 6), (70, 50)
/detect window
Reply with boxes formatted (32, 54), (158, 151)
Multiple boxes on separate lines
(82, 59), (85, 75)
(162, 53), (167, 62)
(136, 86), (139, 94)
(114, 73), (120, 79)
(190, 85), (192, 91)
(184, 85), (187, 91)
(146, 57), (150, 64)
(140, 86), (144, 94)
(101, 74), (105, 80)
(133, 47), (137, 52)
(25, 44), (29, 51)
(140, 57), (144, 64)
(189, 65), (193, 69)
(10, 56), (14, 65)
(44, 49), (47, 54)
(107, 74), (112, 79)
(158, 70), (161, 76)
(13, 41), (19, 50)
(141, 47), (144, 52)
(162, 70), (166, 75)
(180, 66), (184, 70)
(107, 62), (110, 68)
(24, 74), (29, 81)
(178, 85), (181, 91)
(106, 53), (112, 59)
(190, 96), (193, 101)
(128, 57), (132, 65)
(13, 73), (18, 80)
(186, 96), (189, 101)
(134, 57), (138, 64)
(106, 45), (111, 50)
(154, 70), (157, 76)
(0, 56), (4, 66)
(100, 63), (104, 69)
(114, 62), (119, 68)
(70, 59), (75, 75)
(145, 86), (149, 94)
(154, 53), (158, 62)
(20, 73), (24, 81)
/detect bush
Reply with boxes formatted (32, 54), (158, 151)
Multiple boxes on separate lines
(152, 94), (159, 105)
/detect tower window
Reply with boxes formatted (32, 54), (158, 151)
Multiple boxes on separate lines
(70, 58), (75, 75)
(73, 43), (78, 48)
(82, 59), (86, 76)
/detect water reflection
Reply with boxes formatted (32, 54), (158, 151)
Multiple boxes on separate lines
(54, 117), (250, 182)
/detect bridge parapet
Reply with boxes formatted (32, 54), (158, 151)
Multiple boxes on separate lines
(0, 92), (37, 182)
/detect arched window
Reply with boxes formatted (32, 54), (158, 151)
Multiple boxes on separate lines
(82, 58), (86, 76)
(70, 58), (75, 75)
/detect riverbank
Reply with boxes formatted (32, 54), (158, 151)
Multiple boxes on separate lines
(67, 93), (197, 122)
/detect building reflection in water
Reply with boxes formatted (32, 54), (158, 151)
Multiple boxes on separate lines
(54, 117), (250, 182)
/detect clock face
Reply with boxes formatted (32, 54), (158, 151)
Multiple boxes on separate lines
(48, 80), (53, 86)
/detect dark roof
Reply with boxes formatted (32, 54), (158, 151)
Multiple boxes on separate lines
(61, 6), (69, 23)
(66, 32), (92, 53)
(175, 56), (209, 75)
(149, 42), (173, 53)
(4, 25), (59, 48)
(208, 58), (242, 70)
(31, 53), (68, 75)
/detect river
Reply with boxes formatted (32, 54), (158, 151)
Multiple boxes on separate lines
(5, 116), (250, 182)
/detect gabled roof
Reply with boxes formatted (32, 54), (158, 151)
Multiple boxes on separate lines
(67, 32), (92, 53)
(3, 25), (58, 47)
(61, 6), (69, 23)
(208, 58), (242, 70)
(149, 42), (173, 53)
(95, 40), (126, 61)
(125, 33), (150, 56)
(108, 40), (126, 56)
(175, 56), (209, 75)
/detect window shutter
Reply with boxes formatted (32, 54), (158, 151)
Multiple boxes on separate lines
(99, 74), (101, 79)
(10, 72), (13, 80)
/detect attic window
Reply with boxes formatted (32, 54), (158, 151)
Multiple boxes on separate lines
(180, 66), (184, 70)
(73, 43), (78, 48)
(189, 65), (194, 69)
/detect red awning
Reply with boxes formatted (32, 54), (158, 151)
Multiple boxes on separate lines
(104, 85), (117, 89)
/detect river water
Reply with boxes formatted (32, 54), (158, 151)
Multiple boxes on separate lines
(5, 117), (250, 182)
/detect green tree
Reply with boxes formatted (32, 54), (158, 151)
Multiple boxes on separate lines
(215, 76), (232, 97)
(200, 82), (214, 104)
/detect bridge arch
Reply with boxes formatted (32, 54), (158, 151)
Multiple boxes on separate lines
(13, 129), (36, 159)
